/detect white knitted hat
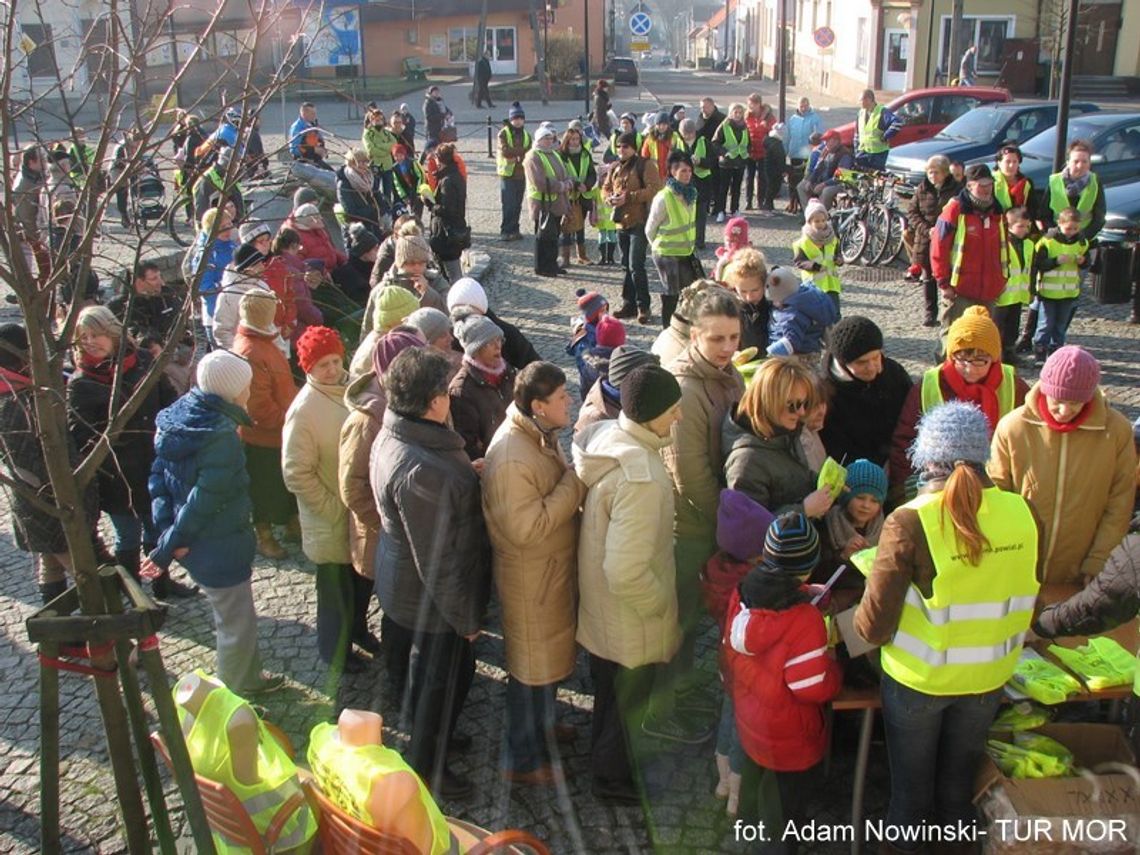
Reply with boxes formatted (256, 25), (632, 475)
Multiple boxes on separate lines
(446, 277), (489, 314)
(197, 350), (252, 403)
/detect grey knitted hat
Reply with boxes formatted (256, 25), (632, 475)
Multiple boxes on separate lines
(607, 346), (660, 389)
(405, 307), (451, 344)
(455, 313), (503, 357)
(909, 401), (991, 472)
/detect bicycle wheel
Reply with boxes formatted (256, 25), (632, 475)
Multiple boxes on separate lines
(862, 205), (889, 264)
(882, 211), (906, 265)
(839, 219), (867, 265)
(167, 202), (192, 247)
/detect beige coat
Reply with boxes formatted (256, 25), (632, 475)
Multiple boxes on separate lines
(663, 345), (745, 541)
(523, 146), (570, 222)
(283, 373), (352, 566)
(482, 405), (586, 685)
(988, 384), (1137, 585)
(338, 371), (386, 577)
(572, 415), (681, 669)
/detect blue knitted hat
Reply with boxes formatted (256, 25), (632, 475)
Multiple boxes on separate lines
(909, 401), (991, 472)
(842, 459), (887, 505)
(760, 511), (820, 576)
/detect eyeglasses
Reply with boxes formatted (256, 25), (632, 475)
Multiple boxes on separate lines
(952, 354), (992, 367)
(785, 399), (809, 414)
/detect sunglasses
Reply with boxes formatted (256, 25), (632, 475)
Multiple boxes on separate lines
(785, 398), (809, 414)
(952, 354), (992, 367)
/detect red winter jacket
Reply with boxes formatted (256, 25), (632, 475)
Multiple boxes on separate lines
(745, 114), (770, 160)
(722, 586), (842, 771)
(930, 193), (1007, 303)
(283, 215), (348, 272)
(700, 550), (752, 628)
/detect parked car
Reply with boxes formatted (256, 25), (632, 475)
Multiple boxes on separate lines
(1097, 178), (1140, 245)
(886, 102), (1101, 185)
(604, 57), (639, 85)
(833, 86), (1013, 150)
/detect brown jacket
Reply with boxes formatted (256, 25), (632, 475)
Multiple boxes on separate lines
(338, 371), (385, 577)
(482, 405), (586, 684)
(449, 361), (518, 461)
(988, 384), (1137, 585)
(600, 155), (663, 230)
(524, 147), (570, 222)
(855, 477), (1046, 646)
(232, 326), (298, 448)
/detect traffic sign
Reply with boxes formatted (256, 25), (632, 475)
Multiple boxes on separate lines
(629, 12), (652, 36)
(631, 37), (651, 52)
(813, 26), (835, 49)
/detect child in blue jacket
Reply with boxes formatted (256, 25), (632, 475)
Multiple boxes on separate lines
(765, 266), (839, 360)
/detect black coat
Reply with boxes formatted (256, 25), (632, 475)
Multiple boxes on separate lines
(335, 165), (390, 236)
(818, 354), (913, 468)
(429, 165), (467, 262)
(107, 287), (184, 343)
(475, 56), (492, 84)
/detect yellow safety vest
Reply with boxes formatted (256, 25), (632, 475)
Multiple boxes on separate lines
(527, 150), (562, 202)
(1047, 172), (1099, 230)
(563, 150), (595, 201)
(792, 236), (841, 293)
(394, 161), (425, 201)
(676, 136), (711, 178)
(858, 105), (889, 154)
(993, 172), (1029, 212)
(919, 365), (1017, 417)
(496, 127), (531, 178)
(949, 213), (1009, 290)
(176, 673), (317, 853)
(1035, 235), (1089, 299)
(197, 168), (243, 202)
(610, 131), (643, 157)
(880, 488), (1040, 696)
(307, 722), (452, 855)
(995, 237), (1035, 307)
(651, 187), (696, 256)
(721, 123), (749, 160)
(596, 197), (616, 230)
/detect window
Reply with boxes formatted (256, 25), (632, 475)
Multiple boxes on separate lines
(894, 97), (933, 127)
(448, 27), (478, 63)
(931, 95), (978, 124)
(21, 23), (58, 78)
(1004, 109), (1050, 143)
(855, 17), (869, 70)
(939, 16), (1012, 73)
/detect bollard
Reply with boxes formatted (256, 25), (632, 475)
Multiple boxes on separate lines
(487, 115), (493, 158)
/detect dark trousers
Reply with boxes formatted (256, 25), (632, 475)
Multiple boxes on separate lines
(619, 225), (650, 311)
(475, 80), (494, 107)
(854, 150), (889, 171)
(661, 293), (679, 329)
(315, 562), (354, 666)
(500, 178), (524, 237)
(589, 654), (658, 790)
(405, 628), (475, 784)
(350, 571), (372, 642)
(505, 677), (558, 773)
(991, 303), (1023, 358)
(534, 210), (562, 273)
(694, 174), (712, 248)
(739, 760), (818, 854)
(243, 444), (296, 525)
(745, 158), (766, 208)
(718, 168), (744, 214)
(380, 612), (413, 703)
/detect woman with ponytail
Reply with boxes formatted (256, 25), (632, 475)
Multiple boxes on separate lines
(855, 401), (1043, 853)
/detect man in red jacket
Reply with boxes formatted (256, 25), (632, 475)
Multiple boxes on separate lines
(930, 163), (1008, 360)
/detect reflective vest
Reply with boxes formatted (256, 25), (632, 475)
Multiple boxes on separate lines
(995, 237), (1035, 307)
(792, 236), (841, 293)
(196, 168), (243, 203)
(563, 150), (595, 200)
(527, 150), (562, 202)
(919, 365), (1017, 417)
(1035, 235), (1089, 299)
(858, 105), (889, 154)
(949, 213), (1008, 290)
(880, 488), (1040, 696)
(176, 673), (317, 853)
(596, 197), (616, 230)
(993, 172), (1028, 212)
(651, 187), (696, 256)
(307, 722), (452, 855)
(721, 123), (749, 160)
(676, 136), (711, 178)
(393, 160), (425, 201)
(610, 130), (643, 157)
(496, 127), (531, 178)
(1047, 172), (1099, 230)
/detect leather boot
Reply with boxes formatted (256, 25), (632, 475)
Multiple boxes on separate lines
(40, 580), (68, 605)
(1015, 306), (1038, 353)
(255, 523), (287, 560)
(921, 279), (938, 326)
(115, 549), (141, 582)
(576, 244), (591, 264)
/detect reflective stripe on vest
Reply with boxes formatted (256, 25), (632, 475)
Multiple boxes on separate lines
(949, 212), (1009, 291)
(677, 136), (711, 178)
(307, 722), (453, 855)
(176, 671), (317, 852)
(879, 489), (1040, 696)
(919, 365), (1017, 417)
(722, 123), (749, 160)
(1048, 172), (1098, 230)
(792, 236), (841, 293)
(527, 150), (561, 202)
(858, 105), (889, 154)
(1036, 235), (1089, 299)
(496, 128), (531, 178)
(995, 237), (1035, 306)
(651, 187), (696, 256)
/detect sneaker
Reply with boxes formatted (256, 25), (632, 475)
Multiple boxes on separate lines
(243, 673), (286, 695)
(641, 712), (715, 744)
(716, 212), (725, 224)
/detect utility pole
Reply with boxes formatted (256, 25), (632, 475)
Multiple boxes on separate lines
(584, 0), (591, 115)
(947, 0), (964, 84)
(1052, 0), (1079, 173)
(723, 0), (730, 64)
(777, 0), (787, 120)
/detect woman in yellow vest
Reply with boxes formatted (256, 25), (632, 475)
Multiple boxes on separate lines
(646, 150), (700, 328)
(558, 125), (597, 268)
(888, 307), (1028, 505)
(676, 118), (713, 250)
(524, 125), (572, 278)
(857, 402), (1043, 851)
(712, 103), (750, 222)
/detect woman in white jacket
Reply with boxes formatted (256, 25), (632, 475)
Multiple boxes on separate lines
(212, 243), (279, 353)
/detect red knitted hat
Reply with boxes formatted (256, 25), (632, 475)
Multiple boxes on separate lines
(296, 325), (345, 374)
(595, 315), (627, 348)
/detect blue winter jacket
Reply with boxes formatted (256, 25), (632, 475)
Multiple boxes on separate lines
(149, 389), (255, 589)
(767, 285), (839, 357)
(191, 236), (236, 317)
(786, 110), (824, 161)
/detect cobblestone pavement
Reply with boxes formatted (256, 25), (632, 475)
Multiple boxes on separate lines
(2, 78), (1139, 854)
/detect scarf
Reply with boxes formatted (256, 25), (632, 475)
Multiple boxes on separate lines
(463, 354), (508, 386)
(940, 360), (1004, 432)
(78, 347), (138, 385)
(967, 190), (994, 212)
(1062, 168), (1091, 196)
(1036, 394), (1093, 433)
(824, 504), (884, 558)
(667, 177), (698, 205)
(0, 365), (31, 393)
(802, 220), (834, 245)
(343, 164), (374, 195)
(567, 143), (582, 155)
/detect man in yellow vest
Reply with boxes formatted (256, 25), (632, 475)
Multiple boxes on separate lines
(853, 89), (899, 172)
(497, 102), (531, 241)
(193, 145), (245, 223)
(523, 124), (572, 277)
(646, 150), (700, 328)
(676, 118), (713, 249)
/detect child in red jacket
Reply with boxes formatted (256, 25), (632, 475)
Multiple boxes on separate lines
(722, 511), (842, 836)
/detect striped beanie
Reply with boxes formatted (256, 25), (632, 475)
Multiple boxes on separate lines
(760, 511), (820, 576)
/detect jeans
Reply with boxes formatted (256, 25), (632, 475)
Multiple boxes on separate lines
(505, 677), (558, 773)
(405, 628), (475, 784)
(672, 535), (716, 674)
(694, 174), (712, 247)
(745, 158), (766, 207)
(108, 512), (158, 554)
(1033, 297), (1079, 352)
(718, 168), (744, 214)
(618, 226), (650, 311)
(854, 150), (889, 171)
(715, 696), (745, 773)
(881, 672), (1001, 851)
(500, 178), (525, 236)
(588, 653), (657, 790)
(202, 579), (264, 693)
(738, 760), (818, 853)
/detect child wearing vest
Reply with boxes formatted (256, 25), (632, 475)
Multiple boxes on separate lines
(1033, 207), (1090, 363)
(722, 511), (842, 828)
(765, 266), (839, 361)
(819, 459), (886, 608)
(705, 489), (775, 817)
(993, 206), (1035, 364)
(594, 169), (619, 265)
(792, 200), (843, 315)
(646, 150), (701, 328)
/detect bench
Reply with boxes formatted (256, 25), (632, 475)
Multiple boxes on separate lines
(402, 57), (428, 82)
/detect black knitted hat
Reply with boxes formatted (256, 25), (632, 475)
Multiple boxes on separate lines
(760, 511), (821, 576)
(0, 324), (29, 372)
(234, 243), (266, 272)
(607, 346), (660, 389)
(828, 316), (883, 365)
(620, 365), (681, 423)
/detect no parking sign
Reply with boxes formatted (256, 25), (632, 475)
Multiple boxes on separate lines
(813, 26), (835, 50)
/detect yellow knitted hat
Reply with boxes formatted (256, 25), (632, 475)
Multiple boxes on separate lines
(946, 305), (1001, 362)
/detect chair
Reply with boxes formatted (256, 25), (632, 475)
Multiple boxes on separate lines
(151, 729), (310, 855)
(302, 779), (550, 854)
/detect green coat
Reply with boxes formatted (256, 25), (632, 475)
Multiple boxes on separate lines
(363, 126), (398, 171)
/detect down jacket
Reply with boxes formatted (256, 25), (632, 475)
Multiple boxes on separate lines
(988, 384), (1137, 585)
(149, 389), (255, 588)
(819, 352), (913, 469)
(282, 373), (351, 566)
(906, 175), (961, 266)
(722, 407), (816, 516)
(766, 284), (839, 357)
(338, 371), (386, 576)
(1035, 531), (1140, 639)
(573, 416), (681, 669)
(483, 405), (586, 685)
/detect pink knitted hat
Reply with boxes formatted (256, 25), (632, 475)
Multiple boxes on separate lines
(723, 217), (750, 250)
(1039, 346), (1101, 403)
